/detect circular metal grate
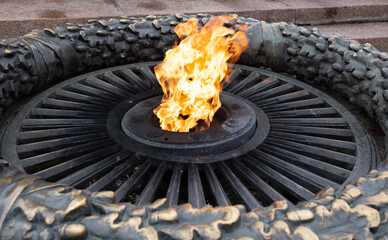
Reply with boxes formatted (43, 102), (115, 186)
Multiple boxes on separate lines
(0, 62), (380, 210)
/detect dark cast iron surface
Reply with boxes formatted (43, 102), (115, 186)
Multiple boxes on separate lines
(0, 60), (378, 211)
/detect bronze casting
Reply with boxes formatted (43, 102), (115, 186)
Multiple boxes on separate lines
(0, 14), (387, 239)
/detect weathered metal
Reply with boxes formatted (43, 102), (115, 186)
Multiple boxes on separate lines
(0, 60), (376, 210)
(0, 14), (387, 239)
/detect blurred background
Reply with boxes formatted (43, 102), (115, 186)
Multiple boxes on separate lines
(0, 0), (388, 51)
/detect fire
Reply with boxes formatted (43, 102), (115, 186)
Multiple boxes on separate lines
(153, 16), (249, 132)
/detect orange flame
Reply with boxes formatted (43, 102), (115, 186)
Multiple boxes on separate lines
(153, 16), (249, 132)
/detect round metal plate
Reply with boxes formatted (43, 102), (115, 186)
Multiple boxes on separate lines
(113, 92), (269, 163)
(0, 61), (380, 209)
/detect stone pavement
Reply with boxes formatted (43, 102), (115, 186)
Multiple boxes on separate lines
(0, 0), (388, 51)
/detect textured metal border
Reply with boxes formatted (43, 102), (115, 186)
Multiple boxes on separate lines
(0, 14), (387, 239)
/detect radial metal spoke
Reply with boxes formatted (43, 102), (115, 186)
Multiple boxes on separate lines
(139, 65), (160, 89)
(85, 76), (130, 99)
(17, 132), (109, 155)
(69, 82), (119, 101)
(269, 124), (354, 138)
(18, 126), (102, 141)
(21, 118), (106, 129)
(34, 143), (120, 179)
(219, 162), (261, 210)
(251, 149), (339, 190)
(266, 107), (337, 118)
(267, 137), (356, 165)
(55, 89), (115, 106)
(249, 83), (296, 102)
(188, 164), (206, 208)
(103, 71), (139, 94)
(270, 131), (357, 153)
(120, 68), (150, 91)
(114, 159), (153, 202)
(261, 98), (325, 112)
(21, 138), (113, 168)
(261, 143), (351, 180)
(223, 67), (243, 90)
(243, 154), (315, 201)
(254, 90), (311, 107)
(228, 72), (260, 94)
(238, 77), (281, 98)
(166, 164), (182, 207)
(58, 150), (130, 186)
(87, 155), (142, 192)
(136, 161), (167, 205)
(204, 164), (231, 207)
(31, 108), (108, 119)
(230, 159), (289, 204)
(42, 98), (111, 112)
(269, 117), (348, 127)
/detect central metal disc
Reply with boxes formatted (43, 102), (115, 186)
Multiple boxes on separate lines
(115, 92), (269, 163)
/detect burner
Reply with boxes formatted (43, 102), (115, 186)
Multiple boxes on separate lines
(0, 61), (380, 209)
(109, 92), (269, 163)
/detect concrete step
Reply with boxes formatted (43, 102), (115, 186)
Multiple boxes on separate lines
(1, 0), (388, 38)
(0, 1), (387, 52)
(309, 22), (388, 53)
